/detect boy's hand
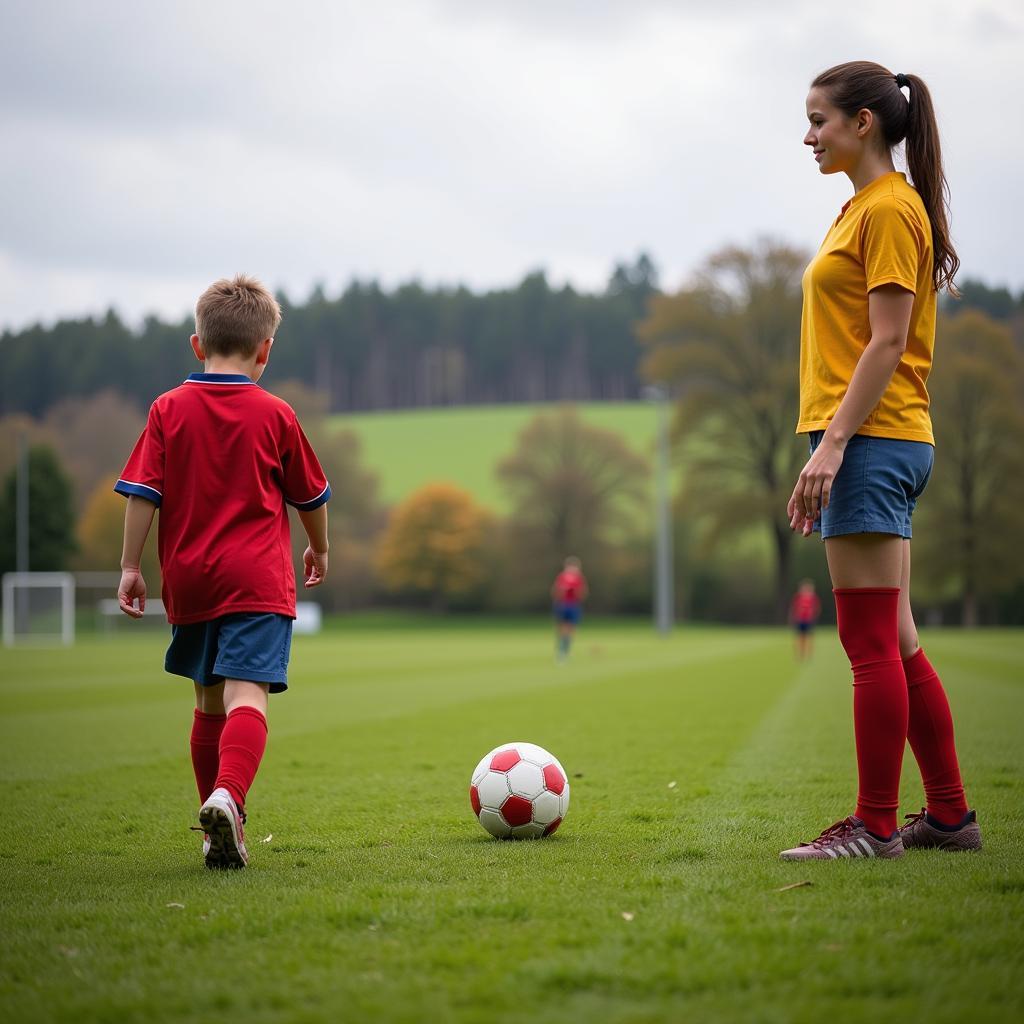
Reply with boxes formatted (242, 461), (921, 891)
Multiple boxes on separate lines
(118, 568), (147, 618)
(303, 547), (328, 588)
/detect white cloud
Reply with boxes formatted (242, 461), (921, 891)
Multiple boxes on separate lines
(1, 0), (1021, 329)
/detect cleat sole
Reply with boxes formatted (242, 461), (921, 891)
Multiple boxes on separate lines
(199, 804), (247, 870)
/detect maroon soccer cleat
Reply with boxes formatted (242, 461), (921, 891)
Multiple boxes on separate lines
(780, 815), (904, 861)
(899, 808), (982, 852)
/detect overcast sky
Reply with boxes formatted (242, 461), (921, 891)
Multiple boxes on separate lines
(1, 0), (1021, 331)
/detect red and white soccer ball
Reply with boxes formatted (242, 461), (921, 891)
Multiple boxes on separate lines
(469, 742), (570, 839)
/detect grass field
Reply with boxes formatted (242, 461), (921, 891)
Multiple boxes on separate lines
(330, 402), (657, 510)
(1, 621), (1022, 1023)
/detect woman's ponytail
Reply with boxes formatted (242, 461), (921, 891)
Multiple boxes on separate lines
(902, 74), (959, 295)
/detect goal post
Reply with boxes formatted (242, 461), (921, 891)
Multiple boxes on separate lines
(2, 572), (75, 647)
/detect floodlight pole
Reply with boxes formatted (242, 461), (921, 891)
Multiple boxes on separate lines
(15, 432), (29, 633)
(16, 431), (28, 574)
(644, 385), (674, 635)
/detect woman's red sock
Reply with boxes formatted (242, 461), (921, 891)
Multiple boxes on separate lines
(190, 709), (226, 803)
(214, 706), (268, 812)
(904, 648), (969, 826)
(834, 588), (908, 839)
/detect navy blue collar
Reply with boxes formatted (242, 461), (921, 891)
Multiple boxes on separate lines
(184, 373), (255, 384)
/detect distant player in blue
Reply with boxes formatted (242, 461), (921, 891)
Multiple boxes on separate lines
(551, 557), (588, 661)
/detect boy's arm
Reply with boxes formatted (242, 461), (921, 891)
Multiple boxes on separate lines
(118, 495), (157, 618)
(297, 504), (329, 589)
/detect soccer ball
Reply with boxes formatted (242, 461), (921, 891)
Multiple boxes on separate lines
(469, 742), (570, 839)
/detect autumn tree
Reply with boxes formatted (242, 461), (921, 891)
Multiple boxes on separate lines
(496, 406), (649, 606)
(0, 445), (77, 573)
(274, 380), (383, 610)
(913, 310), (1024, 625)
(0, 415), (44, 487)
(43, 391), (145, 511)
(375, 482), (490, 610)
(637, 241), (807, 620)
(77, 474), (161, 583)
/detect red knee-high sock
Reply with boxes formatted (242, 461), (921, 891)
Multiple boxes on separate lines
(904, 648), (969, 826)
(190, 709), (226, 803)
(214, 706), (268, 812)
(834, 588), (908, 838)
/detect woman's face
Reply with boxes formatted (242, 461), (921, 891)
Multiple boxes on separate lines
(804, 87), (865, 176)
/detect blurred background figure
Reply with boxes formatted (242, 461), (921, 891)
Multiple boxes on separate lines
(789, 578), (821, 661)
(551, 557), (588, 661)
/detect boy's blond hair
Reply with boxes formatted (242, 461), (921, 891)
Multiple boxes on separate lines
(195, 274), (282, 358)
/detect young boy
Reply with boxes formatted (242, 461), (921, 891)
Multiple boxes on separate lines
(115, 274), (331, 870)
(551, 556), (588, 661)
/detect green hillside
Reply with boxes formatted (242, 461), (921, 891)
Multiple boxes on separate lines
(330, 402), (658, 511)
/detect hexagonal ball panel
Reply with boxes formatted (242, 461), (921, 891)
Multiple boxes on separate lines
(477, 771), (510, 810)
(542, 763), (566, 795)
(500, 794), (533, 827)
(469, 785), (481, 816)
(532, 790), (560, 826)
(478, 807), (511, 838)
(471, 754), (492, 787)
(506, 761), (545, 800)
(514, 742), (554, 766)
(511, 822), (546, 840)
(558, 786), (571, 818)
(490, 748), (521, 772)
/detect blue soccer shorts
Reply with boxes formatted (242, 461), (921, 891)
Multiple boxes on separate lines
(165, 612), (293, 693)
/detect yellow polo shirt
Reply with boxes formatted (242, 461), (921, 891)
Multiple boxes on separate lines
(797, 171), (936, 444)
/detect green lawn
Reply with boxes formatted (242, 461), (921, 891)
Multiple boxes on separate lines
(1, 622), (1022, 1023)
(330, 402), (657, 510)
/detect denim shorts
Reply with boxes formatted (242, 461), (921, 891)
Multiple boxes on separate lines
(165, 612), (293, 693)
(808, 431), (933, 540)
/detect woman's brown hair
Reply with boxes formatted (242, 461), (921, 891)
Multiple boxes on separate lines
(812, 61), (959, 295)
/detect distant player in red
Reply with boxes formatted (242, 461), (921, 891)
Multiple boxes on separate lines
(789, 579), (821, 660)
(551, 557), (588, 661)
(115, 275), (331, 870)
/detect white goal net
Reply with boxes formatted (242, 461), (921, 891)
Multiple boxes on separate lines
(2, 572), (75, 647)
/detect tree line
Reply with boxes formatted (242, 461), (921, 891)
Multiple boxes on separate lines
(0, 257), (659, 420)
(2, 253), (1018, 422)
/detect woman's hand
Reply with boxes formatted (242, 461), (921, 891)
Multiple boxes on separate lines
(787, 436), (846, 536)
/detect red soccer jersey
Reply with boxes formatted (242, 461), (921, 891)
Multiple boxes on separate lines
(790, 591), (821, 624)
(553, 569), (587, 605)
(115, 373), (330, 624)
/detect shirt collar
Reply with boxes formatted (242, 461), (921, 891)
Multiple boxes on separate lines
(842, 171), (906, 215)
(184, 373), (255, 384)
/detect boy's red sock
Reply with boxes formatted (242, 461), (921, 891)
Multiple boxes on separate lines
(215, 706), (268, 813)
(904, 648), (969, 826)
(190, 709), (226, 803)
(834, 588), (908, 839)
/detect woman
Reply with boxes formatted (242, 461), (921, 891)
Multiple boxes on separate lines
(781, 62), (980, 861)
